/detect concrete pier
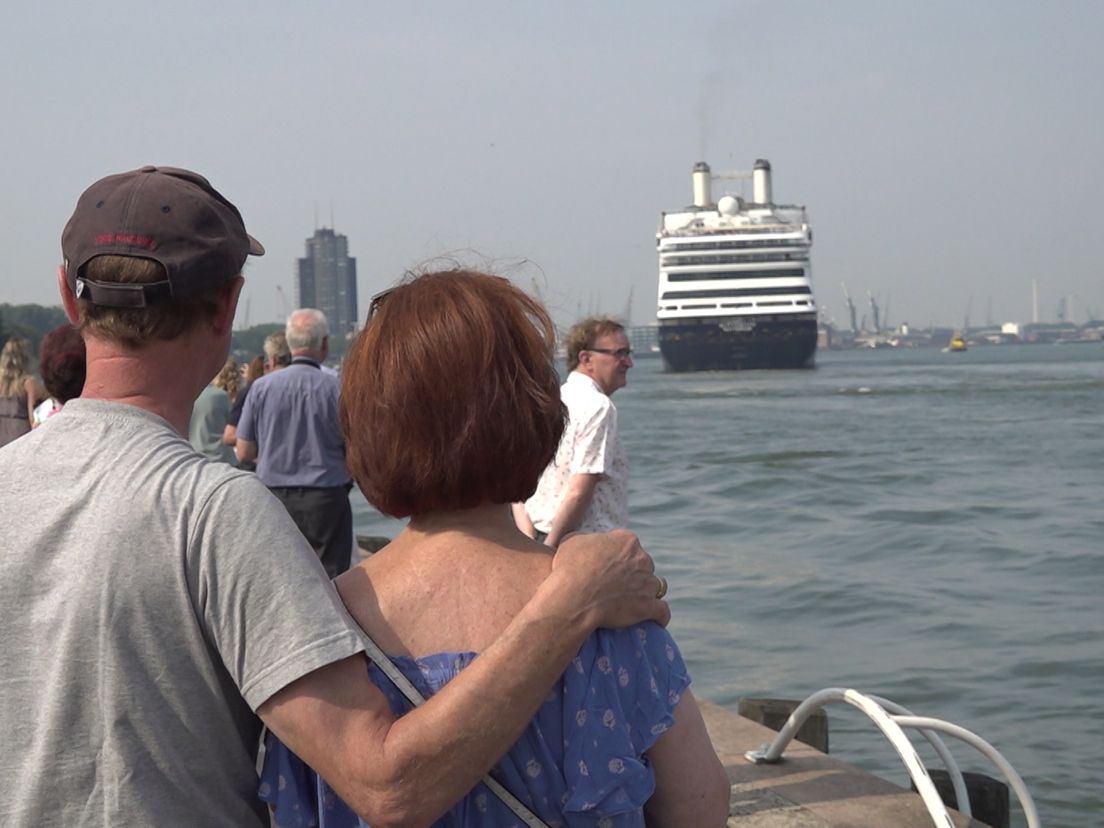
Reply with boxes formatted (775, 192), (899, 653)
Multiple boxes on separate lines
(699, 701), (988, 826)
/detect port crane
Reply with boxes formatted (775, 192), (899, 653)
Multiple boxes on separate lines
(867, 291), (882, 334)
(841, 283), (858, 333)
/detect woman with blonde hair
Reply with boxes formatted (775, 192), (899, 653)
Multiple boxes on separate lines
(259, 270), (729, 827)
(213, 357), (242, 404)
(0, 337), (46, 446)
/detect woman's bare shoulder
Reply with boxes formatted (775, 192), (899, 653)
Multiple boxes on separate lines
(336, 536), (554, 655)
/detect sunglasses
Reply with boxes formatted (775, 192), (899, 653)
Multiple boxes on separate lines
(586, 347), (633, 359)
(366, 287), (394, 322)
(367, 275), (515, 323)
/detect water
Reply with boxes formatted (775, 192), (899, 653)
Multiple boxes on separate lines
(352, 342), (1104, 826)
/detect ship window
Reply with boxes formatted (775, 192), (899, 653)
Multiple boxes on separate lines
(719, 302), (753, 308)
(661, 236), (807, 253)
(661, 286), (810, 300)
(665, 268), (807, 282)
(661, 252), (809, 266)
(757, 301), (794, 307)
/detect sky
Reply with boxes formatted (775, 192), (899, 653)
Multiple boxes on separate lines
(2, 0), (1102, 332)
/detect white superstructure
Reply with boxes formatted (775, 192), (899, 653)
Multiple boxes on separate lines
(656, 160), (815, 324)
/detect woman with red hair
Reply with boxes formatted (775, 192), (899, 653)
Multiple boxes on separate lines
(31, 324), (87, 426)
(260, 270), (728, 827)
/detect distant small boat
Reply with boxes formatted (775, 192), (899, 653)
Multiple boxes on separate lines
(944, 335), (967, 353)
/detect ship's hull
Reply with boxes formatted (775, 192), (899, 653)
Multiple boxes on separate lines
(658, 313), (817, 371)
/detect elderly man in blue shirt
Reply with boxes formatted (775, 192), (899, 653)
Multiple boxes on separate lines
(237, 308), (353, 577)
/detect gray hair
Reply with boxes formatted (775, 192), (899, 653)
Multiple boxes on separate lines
(286, 308), (329, 352)
(263, 331), (291, 365)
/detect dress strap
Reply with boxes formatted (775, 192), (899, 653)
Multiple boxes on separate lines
(353, 627), (551, 828)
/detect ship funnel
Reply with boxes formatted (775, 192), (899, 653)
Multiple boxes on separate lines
(752, 158), (772, 205)
(692, 161), (712, 207)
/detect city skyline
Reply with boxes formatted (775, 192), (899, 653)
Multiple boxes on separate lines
(2, 2), (1101, 333)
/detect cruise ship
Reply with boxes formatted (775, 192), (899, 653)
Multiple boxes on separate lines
(656, 160), (817, 371)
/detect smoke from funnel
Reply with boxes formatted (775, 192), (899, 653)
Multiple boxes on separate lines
(696, 72), (724, 164)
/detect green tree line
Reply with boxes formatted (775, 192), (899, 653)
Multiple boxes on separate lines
(0, 304), (69, 349)
(1, 303), (351, 363)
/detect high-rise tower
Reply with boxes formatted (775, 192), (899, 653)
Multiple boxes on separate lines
(295, 228), (358, 338)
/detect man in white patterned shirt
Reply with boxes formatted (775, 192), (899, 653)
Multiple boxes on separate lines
(516, 317), (633, 547)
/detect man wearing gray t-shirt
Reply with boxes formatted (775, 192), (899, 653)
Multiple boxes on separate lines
(0, 166), (670, 827)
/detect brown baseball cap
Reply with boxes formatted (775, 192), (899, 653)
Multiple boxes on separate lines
(61, 165), (264, 307)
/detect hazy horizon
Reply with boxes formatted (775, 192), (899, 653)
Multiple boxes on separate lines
(3, 1), (1101, 332)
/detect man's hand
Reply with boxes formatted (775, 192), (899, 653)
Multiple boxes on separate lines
(549, 529), (670, 629)
(511, 502), (537, 539)
(235, 437), (258, 465)
(543, 473), (599, 548)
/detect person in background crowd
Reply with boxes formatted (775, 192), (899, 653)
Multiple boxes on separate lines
(214, 357), (242, 405)
(260, 270), (729, 827)
(189, 380), (235, 463)
(238, 353), (265, 384)
(0, 165), (668, 827)
(515, 317), (634, 548)
(224, 334), (288, 460)
(249, 353), (266, 380)
(236, 310), (353, 578)
(0, 336), (46, 446)
(31, 324), (86, 426)
(262, 331), (292, 373)
(187, 357), (241, 463)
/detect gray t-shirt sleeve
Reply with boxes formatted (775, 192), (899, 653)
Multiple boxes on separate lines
(188, 474), (364, 710)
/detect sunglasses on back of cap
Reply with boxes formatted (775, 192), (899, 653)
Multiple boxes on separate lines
(366, 288), (394, 322)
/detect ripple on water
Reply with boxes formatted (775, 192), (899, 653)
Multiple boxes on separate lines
(345, 348), (1104, 826)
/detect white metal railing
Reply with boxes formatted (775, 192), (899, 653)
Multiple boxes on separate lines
(743, 688), (1040, 828)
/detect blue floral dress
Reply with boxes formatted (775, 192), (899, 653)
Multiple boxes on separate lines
(259, 622), (690, 827)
